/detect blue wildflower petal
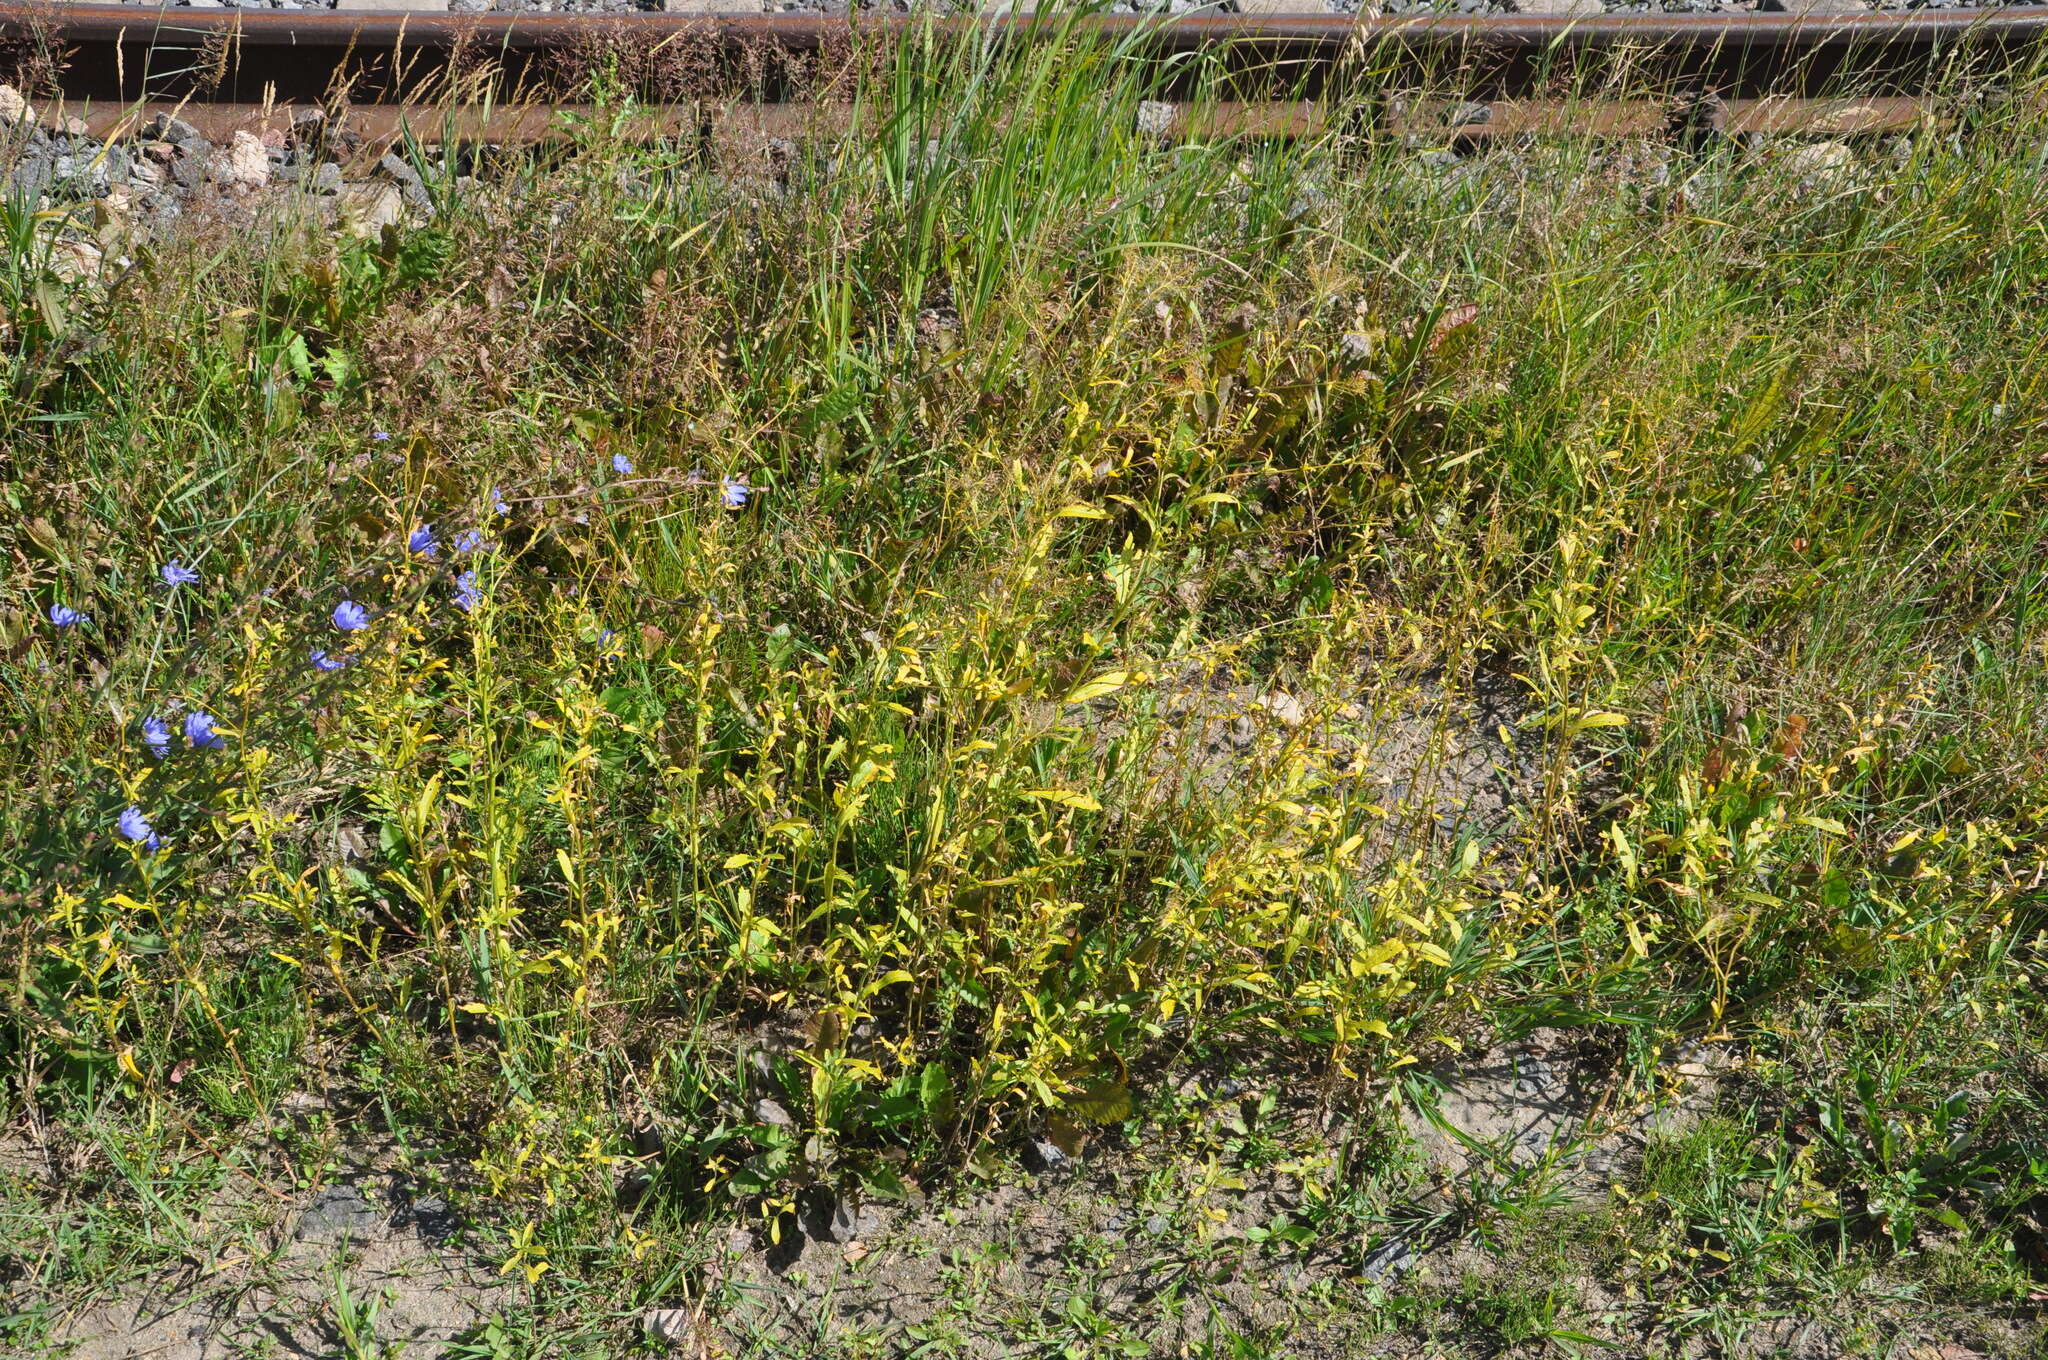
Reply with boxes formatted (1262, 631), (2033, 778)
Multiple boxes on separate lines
(48, 603), (85, 627)
(721, 476), (751, 510)
(332, 600), (371, 631)
(311, 649), (348, 673)
(611, 453), (634, 476)
(117, 805), (161, 851)
(408, 524), (439, 559)
(184, 711), (225, 751)
(452, 571), (481, 614)
(160, 560), (200, 588)
(140, 715), (172, 760)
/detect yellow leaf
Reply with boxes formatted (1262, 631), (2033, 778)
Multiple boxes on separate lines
(1056, 504), (1109, 520)
(1569, 711), (1630, 733)
(1063, 670), (1131, 704)
(117, 1048), (147, 1085)
(1796, 816), (1847, 835)
(723, 853), (757, 870)
(1360, 1019), (1392, 1040)
(1023, 789), (1102, 812)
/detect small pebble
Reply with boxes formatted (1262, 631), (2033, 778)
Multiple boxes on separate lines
(294, 1184), (384, 1245)
(1361, 1235), (1418, 1283)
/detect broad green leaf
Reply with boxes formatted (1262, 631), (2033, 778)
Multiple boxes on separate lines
(1064, 1077), (1131, 1125)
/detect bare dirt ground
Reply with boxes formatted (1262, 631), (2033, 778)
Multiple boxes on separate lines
(11, 1031), (2039, 1358)
(44, 1176), (514, 1360)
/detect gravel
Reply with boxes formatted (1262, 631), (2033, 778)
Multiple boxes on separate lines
(1360, 1235), (1419, 1283)
(0, 86), (458, 278)
(1022, 1134), (1075, 1174)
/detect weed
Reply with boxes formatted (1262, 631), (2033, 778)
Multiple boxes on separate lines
(1, 19), (2046, 1359)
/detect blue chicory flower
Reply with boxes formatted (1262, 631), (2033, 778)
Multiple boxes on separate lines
(117, 805), (161, 851)
(408, 524), (439, 559)
(48, 603), (85, 627)
(184, 711), (224, 750)
(310, 649), (347, 673)
(332, 600), (370, 631)
(721, 476), (751, 510)
(372, 431), (392, 442)
(611, 453), (633, 476)
(140, 715), (172, 759)
(491, 487), (511, 517)
(160, 560), (200, 588)
(452, 570), (481, 614)
(454, 529), (485, 557)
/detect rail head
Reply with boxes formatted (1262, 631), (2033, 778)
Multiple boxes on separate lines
(6, 2), (2048, 50)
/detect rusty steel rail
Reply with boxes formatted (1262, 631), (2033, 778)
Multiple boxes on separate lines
(40, 92), (1936, 146)
(1, 1), (2043, 145)
(8, 4), (2048, 48)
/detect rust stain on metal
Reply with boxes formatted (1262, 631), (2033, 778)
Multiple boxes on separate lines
(35, 93), (1934, 146)
(0, 1), (2011, 147)
(6, 3), (2048, 47)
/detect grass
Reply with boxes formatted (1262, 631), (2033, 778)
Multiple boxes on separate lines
(2, 16), (2047, 1357)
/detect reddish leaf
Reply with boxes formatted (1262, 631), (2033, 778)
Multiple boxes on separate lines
(1426, 303), (1480, 353)
(1773, 715), (1809, 760)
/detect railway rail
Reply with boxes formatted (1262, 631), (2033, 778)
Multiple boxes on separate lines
(3, 1), (2046, 148)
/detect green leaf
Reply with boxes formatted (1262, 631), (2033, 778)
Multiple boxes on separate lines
(34, 276), (66, 336)
(1064, 1077), (1131, 1125)
(918, 1062), (955, 1123)
(861, 1163), (909, 1201)
(812, 383), (864, 427)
